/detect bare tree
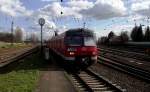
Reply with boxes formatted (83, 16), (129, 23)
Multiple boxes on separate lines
(98, 36), (108, 44)
(108, 31), (115, 39)
(14, 27), (23, 42)
(120, 31), (129, 43)
(30, 33), (39, 43)
(107, 31), (115, 43)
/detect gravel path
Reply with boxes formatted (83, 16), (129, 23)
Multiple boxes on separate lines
(36, 53), (76, 92)
(36, 70), (76, 92)
(90, 64), (150, 92)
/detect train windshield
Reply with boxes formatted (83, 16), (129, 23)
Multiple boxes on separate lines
(65, 36), (96, 46)
(65, 36), (83, 46)
(65, 29), (96, 46)
(84, 37), (96, 46)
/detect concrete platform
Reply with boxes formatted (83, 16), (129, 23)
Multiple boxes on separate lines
(36, 67), (76, 92)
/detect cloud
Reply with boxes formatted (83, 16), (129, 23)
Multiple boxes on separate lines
(41, 0), (58, 2)
(127, 14), (145, 24)
(0, 0), (32, 17)
(29, 1), (94, 31)
(39, 2), (83, 18)
(95, 24), (134, 38)
(25, 7), (57, 31)
(30, 0), (128, 38)
(38, 0), (127, 20)
(131, 0), (150, 17)
(112, 24), (134, 34)
(66, 0), (94, 10)
(81, 0), (127, 20)
(24, 12), (57, 41)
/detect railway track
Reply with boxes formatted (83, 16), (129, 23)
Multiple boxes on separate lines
(101, 51), (150, 70)
(0, 45), (39, 68)
(98, 56), (150, 82)
(99, 47), (150, 61)
(103, 46), (145, 53)
(68, 69), (125, 92)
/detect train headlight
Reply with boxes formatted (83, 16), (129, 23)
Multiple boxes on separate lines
(92, 52), (96, 55)
(69, 52), (75, 55)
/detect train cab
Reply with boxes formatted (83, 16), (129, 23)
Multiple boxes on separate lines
(63, 29), (97, 68)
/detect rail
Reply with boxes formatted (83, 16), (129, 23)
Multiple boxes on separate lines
(69, 69), (125, 92)
(0, 45), (39, 68)
(98, 56), (150, 82)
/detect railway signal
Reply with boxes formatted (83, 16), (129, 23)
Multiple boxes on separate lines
(38, 18), (45, 53)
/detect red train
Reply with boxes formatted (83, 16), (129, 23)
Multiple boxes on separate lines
(45, 28), (98, 69)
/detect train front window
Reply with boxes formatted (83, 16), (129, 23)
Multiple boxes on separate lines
(65, 36), (96, 46)
(65, 36), (83, 46)
(84, 37), (96, 46)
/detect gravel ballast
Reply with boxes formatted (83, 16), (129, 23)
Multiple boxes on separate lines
(90, 63), (150, 92)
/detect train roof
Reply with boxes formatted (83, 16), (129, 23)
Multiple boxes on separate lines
(66, 28), (93, 33)
(66, 28), (94, 37)
(50, 28), (95, 41)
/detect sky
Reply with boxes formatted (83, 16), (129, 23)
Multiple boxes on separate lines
(0, 0), (150, 40)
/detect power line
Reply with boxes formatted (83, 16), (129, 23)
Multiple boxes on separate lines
(11, 20), (14, 46)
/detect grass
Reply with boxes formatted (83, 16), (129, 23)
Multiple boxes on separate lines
(0, 52), (48, 92)
(0, 42), (33, 54)
(0, 42), (30, 49)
